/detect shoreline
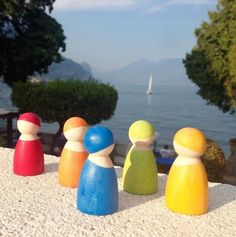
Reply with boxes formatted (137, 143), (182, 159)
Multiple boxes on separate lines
(1, 124), (236, 185)
(0, 118), (232, 156)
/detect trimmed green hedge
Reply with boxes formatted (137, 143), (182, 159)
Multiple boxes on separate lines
(11, 79), (118, 153)
(201, 138), (226, 183)
(11, 79), (118, 125)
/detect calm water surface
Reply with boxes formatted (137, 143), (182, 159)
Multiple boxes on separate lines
(1, 82), (235, 154)
(102, 84), (236, 155)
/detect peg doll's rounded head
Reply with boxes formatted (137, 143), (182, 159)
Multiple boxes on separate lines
(173, 127), (206, 157)
(63, 117), (88, 141)
(129, 120), (156, 147)
(17, 112), (41, 135)
(84, 125), (114, 156)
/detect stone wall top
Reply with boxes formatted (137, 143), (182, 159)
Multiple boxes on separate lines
(0, 147), (235, 236)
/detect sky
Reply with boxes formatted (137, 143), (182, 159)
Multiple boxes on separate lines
(52, 0), (218, 72)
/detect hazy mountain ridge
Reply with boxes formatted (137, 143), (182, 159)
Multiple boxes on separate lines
(100, 58), (193, 86)
(35, 57), (192, 86)
(40, 58), (92, 81)
(81, 62), (93, 76)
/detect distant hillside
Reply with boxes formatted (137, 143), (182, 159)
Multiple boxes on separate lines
(40, 58), (92, 81)
(101, 58), (193, 86)
(81, 62), (93, 76)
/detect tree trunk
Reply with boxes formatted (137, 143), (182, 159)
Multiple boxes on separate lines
(49, 122), (63, 155)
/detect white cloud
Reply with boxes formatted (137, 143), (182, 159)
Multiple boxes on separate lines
(145, 0), (215, 14)
(54, 0), (137, 11)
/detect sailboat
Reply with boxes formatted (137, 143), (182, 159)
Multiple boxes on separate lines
(146, 74), (153, 95)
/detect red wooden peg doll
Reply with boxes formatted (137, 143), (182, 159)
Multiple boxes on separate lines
(13, 112), (44, 176)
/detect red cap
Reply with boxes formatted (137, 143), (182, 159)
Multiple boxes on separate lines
(18, 112), (41, 127)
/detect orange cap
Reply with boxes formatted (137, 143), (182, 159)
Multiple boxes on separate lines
(63, 117), (88, 133)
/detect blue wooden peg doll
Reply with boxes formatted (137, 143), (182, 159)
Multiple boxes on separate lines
(77, 125), (118, 216)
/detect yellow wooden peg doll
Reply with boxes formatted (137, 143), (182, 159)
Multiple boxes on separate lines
(165, 127), (208, 215)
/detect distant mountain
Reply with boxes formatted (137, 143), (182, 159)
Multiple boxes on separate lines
(90, 66), (106, 80)
(101, 58), (193, 86)
(40, 58), (92, 81)
(81, 62), (93, 76)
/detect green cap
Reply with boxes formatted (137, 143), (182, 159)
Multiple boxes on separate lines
(129, 120), (155, 140)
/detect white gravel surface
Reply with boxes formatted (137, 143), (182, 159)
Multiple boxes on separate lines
(0, 147), (236, 237)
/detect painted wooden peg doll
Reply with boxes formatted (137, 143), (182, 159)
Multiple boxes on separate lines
(58, 117), (89, 188)
(13, 112), (44, 176)
(122, 120), (157, 195)
(77, 125), (118, 216)
(165, 127), (208, 215)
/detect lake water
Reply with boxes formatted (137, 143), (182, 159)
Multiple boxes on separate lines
(102, 83), (236, 155)
(1, 82), (235, 155)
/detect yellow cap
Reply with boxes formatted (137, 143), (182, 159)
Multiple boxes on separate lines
(174, 127), (206, 153)
(129, 120), (155, 140)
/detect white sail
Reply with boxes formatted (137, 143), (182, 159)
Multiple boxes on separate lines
(146, 74), (153, 95)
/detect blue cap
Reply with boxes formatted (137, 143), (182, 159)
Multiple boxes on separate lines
(84, 125), (114, 153)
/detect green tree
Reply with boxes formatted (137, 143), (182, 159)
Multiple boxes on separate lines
(11, 79), (118, 153)
(0, 0), (66, 86)
(183, 0), (236, 113)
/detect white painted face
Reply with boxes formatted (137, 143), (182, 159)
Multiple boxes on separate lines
(130, 134), (155, 147)
(91, 144), (115, 157)
(64, 126), (88, 142)
(173, 141), (203, 158)
(17, 120), (39, 135)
